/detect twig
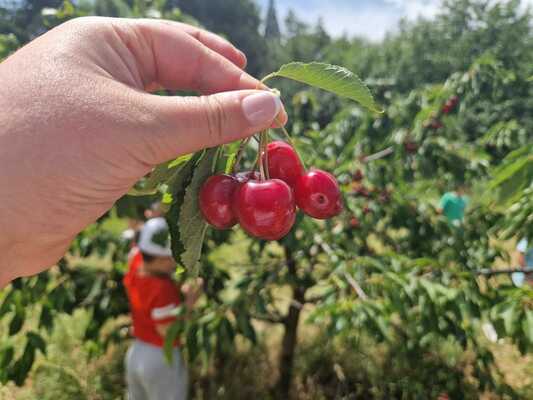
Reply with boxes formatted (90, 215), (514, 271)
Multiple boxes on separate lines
(250, 312), (284, 324)
(343, 272), (369, 300)
(476, 267), (533, 276)
(362, 146), (394, 163)
(305, 293), (328, 303)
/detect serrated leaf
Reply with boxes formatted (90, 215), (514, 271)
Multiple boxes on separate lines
(165, 155), (200, 263)
(178, 147), (220, 274)
(264, 62), (382, 113)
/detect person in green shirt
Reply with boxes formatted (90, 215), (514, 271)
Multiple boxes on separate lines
(437, 185), (469, 226)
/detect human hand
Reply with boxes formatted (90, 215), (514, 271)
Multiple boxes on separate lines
(0, 17), (286, 285)
(182, 277), (204, 309)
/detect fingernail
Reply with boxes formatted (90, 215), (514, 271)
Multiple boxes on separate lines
(242, 92), (282, 126)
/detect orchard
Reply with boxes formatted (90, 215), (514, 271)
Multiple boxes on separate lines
(1, 1), (532, 399)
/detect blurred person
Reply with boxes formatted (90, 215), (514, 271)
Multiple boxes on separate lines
(144, 201), (164, 219)
(0, 17), (287, 287)
(517, 238), (533, 269)
(123, 202), (165, 262)
(122, 201), (166, 280)
(437, 184), (469, 226)
(512, 237), (533, 287)
(123, 217), (202, 400)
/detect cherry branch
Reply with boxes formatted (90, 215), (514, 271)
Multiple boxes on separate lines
(361, 146), (394, 163)
(342, 272), (369, 300)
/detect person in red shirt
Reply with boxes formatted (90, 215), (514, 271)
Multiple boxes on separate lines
(123, 217), (201, 400)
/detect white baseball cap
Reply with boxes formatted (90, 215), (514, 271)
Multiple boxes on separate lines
(138, 217), (173, 257)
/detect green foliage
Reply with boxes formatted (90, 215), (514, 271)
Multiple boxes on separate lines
(0, 33), (19, 60)
(1, 0), (533, 397)
(0, 222), (130, 386)
(263, 62), (382, 113)
(179, 147), (220, 274)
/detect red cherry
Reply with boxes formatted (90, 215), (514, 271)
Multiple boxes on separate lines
(430, 119), (443, 130)
(295, 169), (343, 219)
(404, 141), (418, 154)
(449, 95), (459, 106)
(353, 169), (364, 182)
(199, 174), (239, 229)
(265, 141), (305, 187)
(234, 179), (296, 240)
(443, 95), (459, 114)
(350, 217), (359, 228)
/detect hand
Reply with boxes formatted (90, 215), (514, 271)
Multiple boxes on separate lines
(0, 17), (287, 286)
(182, 277), (204, 309)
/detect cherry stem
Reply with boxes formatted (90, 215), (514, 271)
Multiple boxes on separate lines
(232, 137), (251, 174)
(263, 131), (270, 180)
(258, 130), (270, 181)
(274, 116), (308, 170)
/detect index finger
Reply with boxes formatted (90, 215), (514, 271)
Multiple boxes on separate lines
(120, 19), (261, 93)
(120, 19), (287, 124)
(155, 20), (247, 69)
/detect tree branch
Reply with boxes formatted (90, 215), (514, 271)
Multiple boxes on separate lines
(361, 146), (394, 163)
(343, 272), (369, 300)
(250, 312), (284, 324)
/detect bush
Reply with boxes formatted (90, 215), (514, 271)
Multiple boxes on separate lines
(9, 310), (127, 400)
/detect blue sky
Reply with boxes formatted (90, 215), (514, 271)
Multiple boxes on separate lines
(256, 0), (532, 41)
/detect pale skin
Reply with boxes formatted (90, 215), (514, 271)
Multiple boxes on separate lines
(0, 17), (287, 287)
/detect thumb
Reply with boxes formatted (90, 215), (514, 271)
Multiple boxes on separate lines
(137, 90), (285, 165)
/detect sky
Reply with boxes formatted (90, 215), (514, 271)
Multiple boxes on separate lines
(257, 0), (533, 41)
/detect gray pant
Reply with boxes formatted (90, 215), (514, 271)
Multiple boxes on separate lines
(125, 339), (188, 400)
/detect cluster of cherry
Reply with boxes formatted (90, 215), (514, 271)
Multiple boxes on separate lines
(199, 141), (342, 240)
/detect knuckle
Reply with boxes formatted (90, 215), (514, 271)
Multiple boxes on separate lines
(200, 95), (227, 143)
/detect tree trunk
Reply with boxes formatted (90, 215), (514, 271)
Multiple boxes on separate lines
(275, 246), (306, 398)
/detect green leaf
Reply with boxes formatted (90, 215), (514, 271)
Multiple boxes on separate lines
(128, 154), (194, 196)
(186, 325), (199, 362)
(263, 62), (382, 113)
(488, 149), (533, 205)
(168, 154), (193, 169)
(523, 310), (533, 343)
(26, 332), (46, 355)
(501, 303), (518, 335)
(235, 312), (256, 344)
(9, 311), (24, 336)
(178, 147), (220, 274)
(225, 152), (237, 174)
(223, 141), (242, 174)
(165, 155), (200, 263)
(163, 321), (182, 364)
(0, 346), (14, 369)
